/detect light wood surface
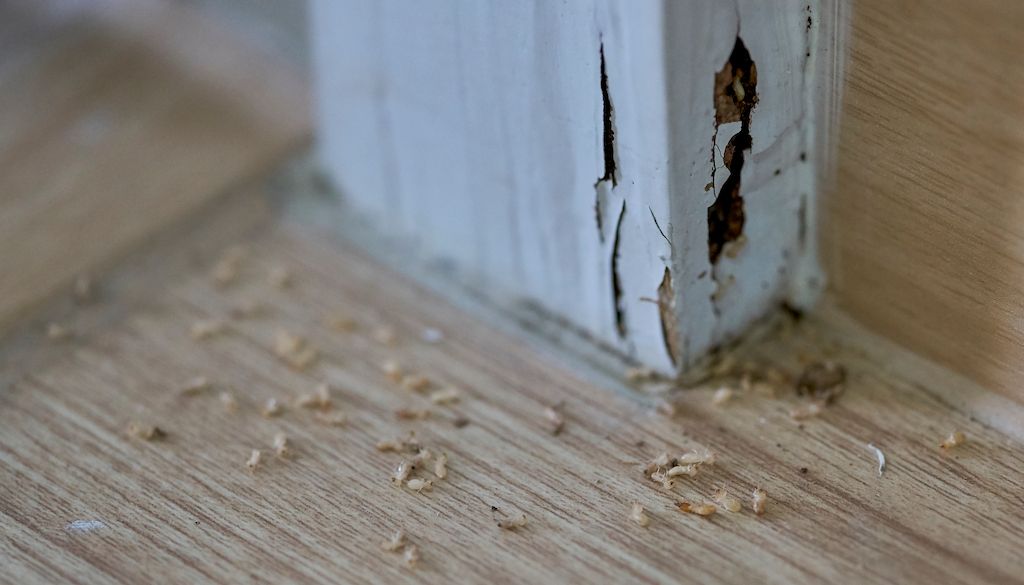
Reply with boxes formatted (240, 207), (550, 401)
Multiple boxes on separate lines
(2, 2), (1024, 583)
(0, 0), (310, 333)
(825, 0), (1024, 403)
(2, 200), (1023, 584)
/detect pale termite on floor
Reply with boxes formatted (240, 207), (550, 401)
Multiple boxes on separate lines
(655, 399), (677, 417)
(667, 465), (698, 478)
(867, 443), (886, 476)
(677, 500), (717, 516)
(626, 366), (656, 383)
(376, 432), (419, 453)
(380, 530), (406, 552)
(429, 387), (460, 405)
(285, 346), (318, 371)
(220, 391), (239, 413)
(325, 312), (358, 332)
(267, 265), (292, 288)
(400, 374), (430, 393)
(789, 401), (823, 420)
(651, 472), (676, 490)
(395, 407), (431, 421)
(274, 330), (319, 370)
(645, 449), (715, 489)
(246, 449), (262, 473)
(420, 327), (444, 343)
(272, 432), (290, 458)
(190, 319), (226, 340)
(629, 502), (650, 527)
(381, 359), (403, 383)
(544, 404), (565, 435)
(229, 299), (264, 319)
(712, 488), (743, 512)
(391, 460), (411, 486)
(372, 326), (397, 346)
(939, 430), (966, 450)
(402, 544), (420, 569)
(752, 487), (768, 515)
(712, 386), (734, 406)
(126, 422), (165, 441)
(796, 360), (846, 404)
(261, 398), (284, 418)
(406, 478), (433, 493)
(433, 453), (448, 479)
(73, 274), (94, 303)
(313, 411), (347, 426)
(644, 453), (671, 476)
(275, 330), (303, 355)
(411, 449), (433, 464)
(496, 513), (528, 531)
(677, 449), (716, 466)
(210, 245), (247, 288)
(46, 322), (72, 341)
(180, 376), (210, 396)
(295, 383), (331, 410)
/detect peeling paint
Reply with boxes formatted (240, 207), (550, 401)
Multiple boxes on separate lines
(611, 201), (627, 338)
(708, 37), (757, 265)
(597, 43), (618, 188)
(657, 267), (681, 367)
(594, 42), (618, 244)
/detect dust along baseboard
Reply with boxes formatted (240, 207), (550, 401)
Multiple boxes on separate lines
(312, 0), (845, 377)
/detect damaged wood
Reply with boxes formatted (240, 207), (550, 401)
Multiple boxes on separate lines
(594, 42), (617, 244)
(611, 201), (627, 338)
(596, 43), (618, 188)
(708, 37), (757, 265)
(657, 267), (681, 367)
(317, 2), (826, 376)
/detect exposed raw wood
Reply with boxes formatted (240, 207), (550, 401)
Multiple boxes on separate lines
(313, 0), (829, 375)
(2, 207), (1024, 584)
(0, 0), (310, 334)
(823, 0), (1024, 403)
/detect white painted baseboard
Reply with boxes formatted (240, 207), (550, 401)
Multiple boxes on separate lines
(312, 0), (841, 375)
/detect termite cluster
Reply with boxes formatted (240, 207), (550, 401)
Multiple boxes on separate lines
(640, 449), (768, 520)
(381, 433), (449, 495)
(643, 449), (717, 491)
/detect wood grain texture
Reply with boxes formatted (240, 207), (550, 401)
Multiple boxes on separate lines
(2, 201), (1023, 584)
(0, 0), (310, 333)
(824, 0), (1024, 402)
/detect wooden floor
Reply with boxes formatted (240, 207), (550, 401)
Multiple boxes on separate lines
(2, 190), (1024, 584)
(2, 1), (1024, 583)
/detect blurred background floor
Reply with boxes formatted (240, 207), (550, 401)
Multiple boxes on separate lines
(1, 2), (1023, 584)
